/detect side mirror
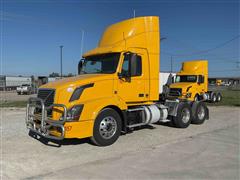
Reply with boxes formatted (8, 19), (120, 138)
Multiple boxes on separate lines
(78, 59), (85, 74)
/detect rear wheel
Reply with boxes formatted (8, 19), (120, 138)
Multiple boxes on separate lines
(191, 101), (207, 124)
(173, 102), (192, 128)
(211, 93), (217, 103)
(91, 108), (122, 146)
(216, 93), (222, 102)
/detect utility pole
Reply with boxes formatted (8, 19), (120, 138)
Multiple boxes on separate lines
(60, 45), (63, 78)
(171, 56), (173, 73)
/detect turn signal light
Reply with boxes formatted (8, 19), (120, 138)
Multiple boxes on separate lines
(65, 126), (72, 131)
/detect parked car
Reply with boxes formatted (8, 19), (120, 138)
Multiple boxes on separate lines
(17, 84), (32, 95)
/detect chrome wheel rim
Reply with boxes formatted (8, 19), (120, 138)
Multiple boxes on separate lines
(181, 108), (190, 123)
(194, 96), (198, 101)
(213, 95), (216, 101)
(99, 116), (117, 139)
(197, 106), (205, 120)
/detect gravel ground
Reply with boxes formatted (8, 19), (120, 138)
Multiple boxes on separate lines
(1, 91), (36, 102)
(1, 106), (239, 179)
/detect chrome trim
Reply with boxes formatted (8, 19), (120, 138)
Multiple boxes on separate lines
(26, 97), (67, 140)
(164, 100), (180, 116)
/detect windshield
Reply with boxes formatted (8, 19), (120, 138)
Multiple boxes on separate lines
(79, 53), (120, 74)
(175, 75), (197, 83)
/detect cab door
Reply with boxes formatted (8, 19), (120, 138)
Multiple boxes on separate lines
(117, 49), (149, 103)
(197, 75), (205, 94)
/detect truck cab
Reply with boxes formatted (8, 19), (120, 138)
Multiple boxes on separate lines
(26, 16), (209, 146)
(169, 61), (208, 101)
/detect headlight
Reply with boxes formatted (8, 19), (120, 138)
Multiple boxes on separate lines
(65, 104), (84, 121)
(185, 93), (192, 98)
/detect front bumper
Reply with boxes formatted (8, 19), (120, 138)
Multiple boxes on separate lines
(26, 97), (67, 140)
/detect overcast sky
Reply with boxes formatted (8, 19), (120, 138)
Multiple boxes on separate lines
(1, 0), (239, 77)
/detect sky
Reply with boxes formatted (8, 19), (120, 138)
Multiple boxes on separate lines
(1, 0), (239, 77)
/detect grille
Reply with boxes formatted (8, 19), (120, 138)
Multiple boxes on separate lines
(169, 88), (182, 97)
(37, 89), (55, 107)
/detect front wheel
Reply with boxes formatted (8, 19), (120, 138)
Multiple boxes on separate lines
(173, 102), (192, 128)
(194, 94), (199, 101)
(91, 108), (122, 146)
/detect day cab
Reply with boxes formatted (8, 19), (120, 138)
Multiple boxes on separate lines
(169, 60), (208, 101)
(26, 16), (210, 146)
(168, 60), (222, 103)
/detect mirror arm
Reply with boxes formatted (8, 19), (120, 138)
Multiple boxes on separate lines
(118, 72), (123, 79)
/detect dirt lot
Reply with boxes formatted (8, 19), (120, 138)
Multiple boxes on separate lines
(1, 91), (36, 102)
(1, 106), (240, 179)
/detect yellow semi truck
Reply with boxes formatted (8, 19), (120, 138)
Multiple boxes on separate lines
(168, 60), (222, 102)
(26, 16), (210, 146)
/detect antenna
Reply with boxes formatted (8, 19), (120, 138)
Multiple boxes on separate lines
(133, 9), (136, 18)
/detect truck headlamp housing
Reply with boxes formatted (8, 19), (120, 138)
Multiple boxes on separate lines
(66, 104), (84, 121)
(69, 83), (94, 102)
(185, 93), (192, 98)
(186, 86), (192, 92)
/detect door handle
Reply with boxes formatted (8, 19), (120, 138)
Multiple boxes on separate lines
(138, 94), (144, 97)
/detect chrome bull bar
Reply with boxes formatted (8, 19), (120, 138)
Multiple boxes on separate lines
(26, 97), (67, 140)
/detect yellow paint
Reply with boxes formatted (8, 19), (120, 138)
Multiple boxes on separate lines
(216, 79), (222, 86)
(38, 16), (160, 139)
(170, 60), (208, 101)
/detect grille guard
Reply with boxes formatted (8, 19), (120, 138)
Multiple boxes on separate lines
(26, 97), (67, 140)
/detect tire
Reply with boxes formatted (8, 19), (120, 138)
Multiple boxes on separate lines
(91, 108), (122, 146)
(173, 102), (192, 128)
(211, 93), (217, 103)
(194, 94), (199, 101)
(216, 93), (222, 102)
(191, 101), (207, 124)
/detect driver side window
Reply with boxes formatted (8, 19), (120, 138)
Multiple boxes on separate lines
(121, 54), (142, 77)
(121, 57), (129, 76)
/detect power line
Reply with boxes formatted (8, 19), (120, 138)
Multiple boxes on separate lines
(209, 61), (240, 64)
(162, 35), (240, 57)
(210, 69), (240, 72)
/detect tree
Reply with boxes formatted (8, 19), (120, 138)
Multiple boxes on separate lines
(49, 72), (60, 77)
(67, 73), (74, 77)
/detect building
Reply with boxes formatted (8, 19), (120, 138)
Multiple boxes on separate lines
(0, 76), (32, 91)
(0, 75), (61, 91)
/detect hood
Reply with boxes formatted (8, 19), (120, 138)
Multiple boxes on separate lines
(170, 82), (195, 90)
(41, 74), (113, 90)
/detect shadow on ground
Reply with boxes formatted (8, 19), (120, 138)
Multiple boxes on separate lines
(28, 130), (91, 147)
(28, 122), (177, 147)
